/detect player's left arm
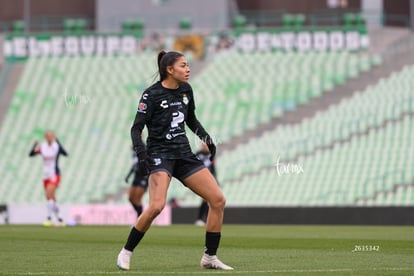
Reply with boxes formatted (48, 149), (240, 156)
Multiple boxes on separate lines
(56, 139), (68, 156)
(186, 92), (216, 160)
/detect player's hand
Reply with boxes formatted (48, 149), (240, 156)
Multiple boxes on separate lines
(137, 151), (153, 176)
(207, 142), (216, 161)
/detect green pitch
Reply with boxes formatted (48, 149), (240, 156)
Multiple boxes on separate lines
(1, 225), (413, 275)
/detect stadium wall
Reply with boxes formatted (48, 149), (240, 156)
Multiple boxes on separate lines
(0, 0), (95, 25)
(172, 207), (414, 225)
(2, 204), (171, 225)
(96, 0), (230, 32)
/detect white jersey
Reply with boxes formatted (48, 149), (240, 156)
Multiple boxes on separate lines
(30, 140), (68, 180)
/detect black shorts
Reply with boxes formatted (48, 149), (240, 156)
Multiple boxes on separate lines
(149, 154), (206, 183)
(132, 173), (148, 189)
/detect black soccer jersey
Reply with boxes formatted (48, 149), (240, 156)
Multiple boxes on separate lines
(131, 81), (210, 159)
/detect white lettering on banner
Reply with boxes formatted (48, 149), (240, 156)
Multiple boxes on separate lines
(4, 40), (12, 57)
(346, 31), (359, 50)
(314, 31), (328, 51)
(281, 32), (295, 51)
(106, 36), (119, 55)
(4, 35), (139, 58)
(96, 36), (105, 55)
(121, 36), (136, 54)
(257, 32), (270, 52)
(270, 34), (282, 49)
(13, 37), (26, 57)
(65, 36), (79, 55)
(28, 38), (40, 56)
(236, 31), (369, 52)
(238, 33), (255, 53)
(51, 37), (63, 56)
(330, 31), (344, 51)
(39, 40), (51, 56)
(297, 32), (312, 51)
(80, 36), (95, 55)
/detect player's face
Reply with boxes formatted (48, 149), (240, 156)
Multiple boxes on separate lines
(168, 56), (190, 83)
(44, 131), (55, 144)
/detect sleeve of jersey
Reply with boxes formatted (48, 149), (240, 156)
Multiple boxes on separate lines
(57, 140), (69, 156)
(29, 143), (40, 157)
(131, 91), (153, 154)
(186, 91), (211, 142)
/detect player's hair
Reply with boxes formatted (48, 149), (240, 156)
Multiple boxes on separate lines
(157, 50), (184, 81)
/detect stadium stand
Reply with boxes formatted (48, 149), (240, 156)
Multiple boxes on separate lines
(172, 63), (414, 206)
(189, 50), (379, 142)
(0, 54), (157, 204)
(0, 49), (381, 205)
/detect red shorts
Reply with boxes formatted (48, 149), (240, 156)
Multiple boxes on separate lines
(43, 175), (61, 189)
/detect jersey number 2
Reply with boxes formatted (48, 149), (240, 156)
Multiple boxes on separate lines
(171, 111), (184, 128)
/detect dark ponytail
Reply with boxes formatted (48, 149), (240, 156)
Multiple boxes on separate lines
(157, 50), (184, 81)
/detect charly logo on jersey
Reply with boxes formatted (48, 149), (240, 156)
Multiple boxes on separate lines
(153, 158), (162, 166)
(182, 94), (189, 105)
(160, 100), (169, 109)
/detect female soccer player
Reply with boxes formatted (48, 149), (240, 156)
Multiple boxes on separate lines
(125, 148), (148, 217)
(29, 130), (68, 226)
(117, 51), (233, 271)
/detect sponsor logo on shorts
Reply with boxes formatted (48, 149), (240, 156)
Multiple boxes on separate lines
(154, 158), (162, 166)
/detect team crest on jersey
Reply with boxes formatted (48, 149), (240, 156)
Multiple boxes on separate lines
(139, 102), (147, 111)
(182, 94), (189, 105)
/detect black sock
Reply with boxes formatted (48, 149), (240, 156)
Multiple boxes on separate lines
(198, 201), (209, 221)
(205, 232), (221, 256)
(132, 204), (143, 217)
(124, 227), (145, 252)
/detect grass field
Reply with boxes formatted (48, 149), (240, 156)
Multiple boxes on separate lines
(0, 224), (413, 275)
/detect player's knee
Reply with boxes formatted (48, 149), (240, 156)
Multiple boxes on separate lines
(210, 194), (226, 211)
(148, 202), (165, 218)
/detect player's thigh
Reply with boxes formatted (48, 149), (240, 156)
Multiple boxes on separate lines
(182, 168), (224, 205)
(45, 184), (57, 197)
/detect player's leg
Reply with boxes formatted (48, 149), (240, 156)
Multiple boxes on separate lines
(117, 171), (171, 270)
(182, 168), (233, 270)
(195, 200), (209, 225)
(43, 180), (53, 226)
(183, 168), (225, 232)
(45, 176), (64, 225)
(129, 174), (148, 217)
(128, 186), (146, 217)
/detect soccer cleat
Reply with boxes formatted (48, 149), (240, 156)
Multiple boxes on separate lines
(43, 220), (52, 227)
(56, 221), (66, 227)
(200, 253), (234, 270)
(194, 219), (205, 226)
(117, 248), (132, 270)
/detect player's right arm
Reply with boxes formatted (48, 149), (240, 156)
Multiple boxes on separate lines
(29, 141), (40, 157)
(131, 90), (154, 176)
(131, 90), (153, 155)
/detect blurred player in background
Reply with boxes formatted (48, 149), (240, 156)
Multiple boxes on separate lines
(125, 147), (148, 217)
(117, 51), (233, 271)
(194, 142), (217, 226)
(29, 130), (68, 226)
